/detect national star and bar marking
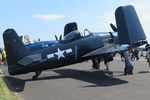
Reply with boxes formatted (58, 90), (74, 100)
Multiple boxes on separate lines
(47, 48), (73, 60)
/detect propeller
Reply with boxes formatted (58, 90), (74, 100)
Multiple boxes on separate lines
(55, 35), (59, 41)
(110, 23), (118, 32)
(59, 35), (62, 41)
(55, 35), (62, 42)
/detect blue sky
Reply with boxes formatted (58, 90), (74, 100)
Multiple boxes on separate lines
(0, 0), (150, 47)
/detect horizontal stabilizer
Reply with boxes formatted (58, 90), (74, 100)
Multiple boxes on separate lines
(17, 54), (42, 66)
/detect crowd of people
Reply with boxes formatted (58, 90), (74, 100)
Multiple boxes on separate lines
(128, 49), (139, 61)
(91, 44), (150, 72)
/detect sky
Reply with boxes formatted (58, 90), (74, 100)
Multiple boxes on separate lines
(0, 0), (150, 47)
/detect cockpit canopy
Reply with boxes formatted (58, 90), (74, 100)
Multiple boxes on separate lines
(64, 22), (78, 36)
(60, 22), (93, 43)
(61, 30), (81, 42)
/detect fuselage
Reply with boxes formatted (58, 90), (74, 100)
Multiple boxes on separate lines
(9, 34), (107, 75)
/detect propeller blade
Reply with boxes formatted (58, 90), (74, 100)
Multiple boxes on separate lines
(110, 23), (118, 32)
(59, 35), (62, 41)
(55, 35), (59, 41)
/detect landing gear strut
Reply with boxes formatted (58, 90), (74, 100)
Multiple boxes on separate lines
(123, 52), (134, 75)
(32, 71), (42, 80)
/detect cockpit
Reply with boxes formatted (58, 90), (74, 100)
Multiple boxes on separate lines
(61, 30), (82, 42)
(59, 22), (93, 43)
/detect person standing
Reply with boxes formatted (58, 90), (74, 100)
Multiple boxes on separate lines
(103, 54), (114, 70)
(130, 50), (135, 61)
(146, 47), (150, 72)
(91, 58), (100, 70)
(91, 53), (114, 71)
(0, 48), (3, 74)
(0, 48), (2, 64)
(134, 48), (139, 60)
(141, 49), (143, 56)
(2, 48), (7, 66)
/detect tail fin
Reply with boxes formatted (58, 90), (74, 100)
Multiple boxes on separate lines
(3, 29), (28, 66)
(115, 5), (146, 44)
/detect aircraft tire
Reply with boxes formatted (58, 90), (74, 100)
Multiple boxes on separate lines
(32, 76), (37, 80)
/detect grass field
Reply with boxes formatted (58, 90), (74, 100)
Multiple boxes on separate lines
(0, 75), (20, 100)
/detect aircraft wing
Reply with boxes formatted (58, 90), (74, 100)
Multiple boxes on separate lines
(82, 44), (129, 57)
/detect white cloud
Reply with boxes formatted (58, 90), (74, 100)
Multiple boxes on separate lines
(97, 11), (115, 31)
(97, 12), (115, 24)
(32, 14), (65, 20)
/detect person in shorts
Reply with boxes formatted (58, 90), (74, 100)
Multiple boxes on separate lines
(2, 48), (7, 66)
(91, 53), (114, 71)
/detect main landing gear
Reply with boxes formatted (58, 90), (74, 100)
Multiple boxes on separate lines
(123, 52), (134, 75)
(32, 71), (42, 80)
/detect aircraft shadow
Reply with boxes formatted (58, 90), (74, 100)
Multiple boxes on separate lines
(4, 69), (128, 92)
(4, 76), (26, 92)
(51, 69), (128, 87)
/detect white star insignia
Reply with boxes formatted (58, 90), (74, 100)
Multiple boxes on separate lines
(55, 48), (65, 60)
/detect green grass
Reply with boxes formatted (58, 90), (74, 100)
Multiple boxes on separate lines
(0, 75), (20, 100)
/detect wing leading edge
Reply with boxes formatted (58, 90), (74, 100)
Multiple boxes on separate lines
(82, 44), (129, 58)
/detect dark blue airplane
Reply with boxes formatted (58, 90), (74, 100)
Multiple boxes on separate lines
(3, 5), (147, 80)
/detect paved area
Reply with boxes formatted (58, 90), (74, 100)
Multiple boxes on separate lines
(1, 56), (150, 100)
